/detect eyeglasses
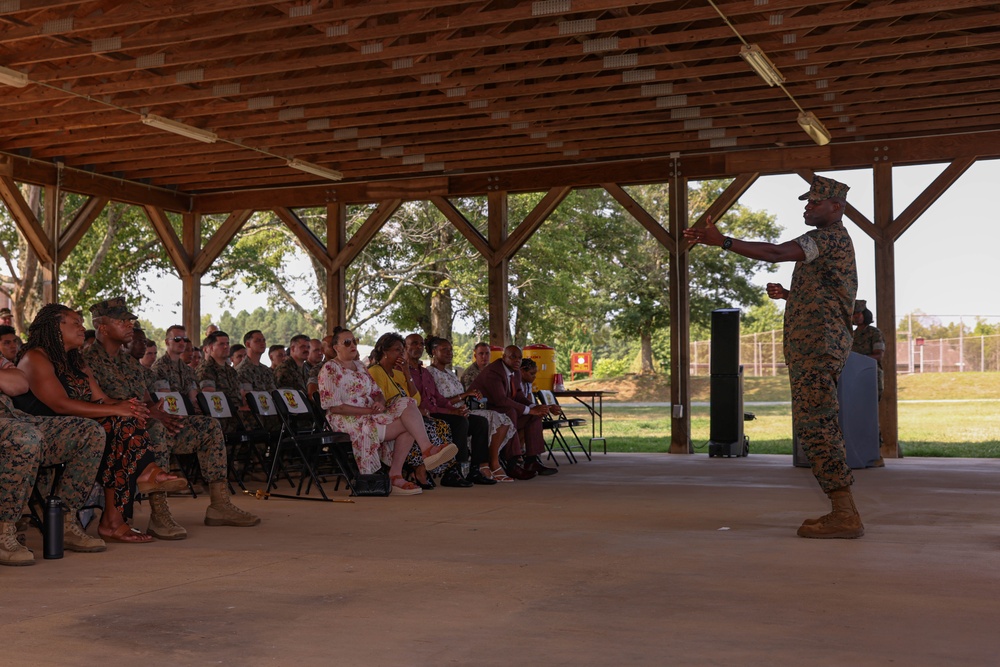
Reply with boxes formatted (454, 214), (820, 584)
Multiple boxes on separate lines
(171, 336), (191, 343)
(339, 339), (357, 346)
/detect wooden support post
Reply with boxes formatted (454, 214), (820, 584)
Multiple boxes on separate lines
(182, 212), (201, 337)
(668, 174), (692, 454)
(487, 190), (509, 348)
(872, 163), (899, 458)
(327, 202), (347, 329)
(42, 186), (58, 304)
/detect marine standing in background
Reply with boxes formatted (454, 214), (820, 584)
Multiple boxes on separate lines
(685, 175), (862, 539)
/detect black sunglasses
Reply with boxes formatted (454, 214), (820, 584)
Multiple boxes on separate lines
(339, 338), (357, 346)
(171, 336), (191, 343)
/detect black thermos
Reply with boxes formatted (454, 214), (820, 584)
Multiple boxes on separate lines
(43, 496), (64, 559)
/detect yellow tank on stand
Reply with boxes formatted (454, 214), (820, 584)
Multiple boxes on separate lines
(490, 345), (504, 363)
(524, 344), (556, 391)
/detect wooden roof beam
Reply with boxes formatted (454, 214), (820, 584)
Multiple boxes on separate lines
(143, 205), (191, 277)
(57, 195), (109, 263)
(0, 176), (54, 264)
(272, 207), (332, 272)
(329, 200), (403, 271)
(192, 209), (254, 274)
(495, 186), (572, 264)
(430, 196), (494, 262)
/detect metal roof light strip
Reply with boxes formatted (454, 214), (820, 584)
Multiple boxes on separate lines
(706, 0), (831, 146)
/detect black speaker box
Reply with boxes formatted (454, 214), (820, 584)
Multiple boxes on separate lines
(710, 308), (741, 376)
(709, 372), (744, 444)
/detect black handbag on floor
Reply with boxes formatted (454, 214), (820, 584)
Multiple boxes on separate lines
(351, 472), (391, 497)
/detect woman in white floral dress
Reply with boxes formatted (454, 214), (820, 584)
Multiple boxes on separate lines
(425, 336), (515, 482)
(318, 328), (456, 495)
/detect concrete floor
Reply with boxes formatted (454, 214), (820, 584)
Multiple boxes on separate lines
(4, 453), (1000, 667)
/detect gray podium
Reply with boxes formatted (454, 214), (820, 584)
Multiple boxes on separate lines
(793, 352), (881, 470)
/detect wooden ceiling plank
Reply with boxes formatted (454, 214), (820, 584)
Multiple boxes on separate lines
(0, 175), (55, 263)
(192, 208), (253, 274)
(142, 205), (191, 276)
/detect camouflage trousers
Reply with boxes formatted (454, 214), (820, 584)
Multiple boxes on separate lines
(0, 414), (105, 521)
(790, 355), (854, 493)
(147, 415), (228, 482)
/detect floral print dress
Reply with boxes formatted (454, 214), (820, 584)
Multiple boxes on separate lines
(318, 360), (413, 474)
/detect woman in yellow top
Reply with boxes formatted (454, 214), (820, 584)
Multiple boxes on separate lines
(368, 333), (457, 488)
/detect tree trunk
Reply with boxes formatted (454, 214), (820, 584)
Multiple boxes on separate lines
(640, 331), (654, 374)
(428, 223), (453, 339)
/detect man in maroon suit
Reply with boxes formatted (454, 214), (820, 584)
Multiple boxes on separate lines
(470, 345), (559, 479)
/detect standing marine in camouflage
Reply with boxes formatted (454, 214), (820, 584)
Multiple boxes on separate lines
(685, 175), (862, 539)
(851, 299), (886, 400)
(0, 355), (108, 564)
(85, 299), (259, 540)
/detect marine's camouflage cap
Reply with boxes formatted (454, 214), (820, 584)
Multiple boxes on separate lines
(89, 297), (138, 321)
(798, 175), (850, 201)
(0, 307), (10, 317)
(854, 299), (867, 313)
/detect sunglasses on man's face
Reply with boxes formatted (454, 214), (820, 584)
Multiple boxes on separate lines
(171, 336), (191, 343)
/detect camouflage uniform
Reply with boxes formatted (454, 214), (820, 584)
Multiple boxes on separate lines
(150, 353), (198, 401)
(0, 391), (105, 521)
(90, 345), (228, 481)
(852, 325), (886, 400)
(273, 357), (307, 392)
(785, 220), (858, 493)
(196, 356), (253, 431)
(236, 357), (276, 392)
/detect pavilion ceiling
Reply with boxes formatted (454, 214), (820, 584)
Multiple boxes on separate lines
(3, 0), (1000, 208)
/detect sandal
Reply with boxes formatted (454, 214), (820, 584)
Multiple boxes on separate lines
(98, 522), (154, 544)
(137, 464), (189, 495)
(490, 467), (514, 483)
(390, 475), (422, 496)
(422, 443), (458, 470)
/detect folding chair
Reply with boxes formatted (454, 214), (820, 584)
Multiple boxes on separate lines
(151, 391), (203, 496)
(264, 388), (352, 501)
(536, 389), (591, 464)
(194, 390), (273, 494)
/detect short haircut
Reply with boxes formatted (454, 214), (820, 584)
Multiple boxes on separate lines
(0, 325), (15, 337)
(473, 342), (490, 351)
(268, 344), (285, 355)
(520, 358), (537, 371)
(203, 330), (229, 347)
(145, 340), (157, 349)
(165, 324), (186, 339)
(229, 343), (246, 357)
(243, 329), (262, 345)
(289, 333), (309, 347)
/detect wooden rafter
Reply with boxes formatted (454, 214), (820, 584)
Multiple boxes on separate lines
(602, 182), (675, 248)
(328, 199), (402, 271)
(495, 187), (573, 264)
(57, 195), (108, 263)
(142, 205), (191, 277)
(430, 196), (493, 262)
(0, 176), (54, 264)
(192, 209), (253, 274)
(272, 207), (332, 272)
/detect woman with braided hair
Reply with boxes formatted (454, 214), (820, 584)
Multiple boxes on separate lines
(15, 304), (186, 544)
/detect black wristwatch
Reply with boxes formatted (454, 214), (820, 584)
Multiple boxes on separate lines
(722, 237), (733, 250)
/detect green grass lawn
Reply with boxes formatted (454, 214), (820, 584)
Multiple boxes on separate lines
(561, 372), (1000, 458)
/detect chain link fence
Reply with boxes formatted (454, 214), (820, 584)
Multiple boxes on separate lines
(691, 331), (1000, 376)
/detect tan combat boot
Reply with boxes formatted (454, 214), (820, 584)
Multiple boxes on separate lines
(64, 513), (107, 552)
(147, 492), (188, 540)
(204, 481), (261, 527)
(0, 521), (34, 566)
(797, 486), (865, 539)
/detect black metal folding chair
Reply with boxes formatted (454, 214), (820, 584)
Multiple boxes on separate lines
(535, 389), (591, 464)
(264, 388), (351, 501)
(194, 390), (273, 494)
